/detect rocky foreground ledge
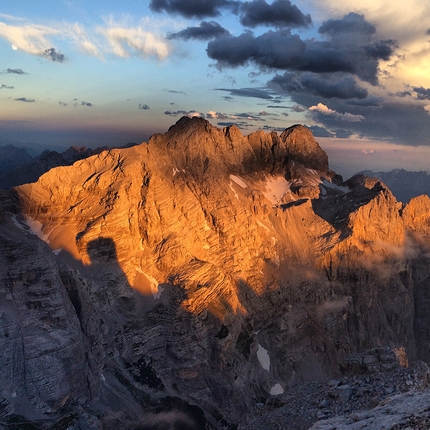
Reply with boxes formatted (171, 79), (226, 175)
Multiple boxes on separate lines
(242, 347), (430, 429)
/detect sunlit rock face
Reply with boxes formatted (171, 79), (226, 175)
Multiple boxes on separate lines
(2, 116), (430, 428)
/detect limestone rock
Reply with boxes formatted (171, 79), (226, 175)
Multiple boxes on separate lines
(2, 117), (430, 428)
(280, 124), (329, 172)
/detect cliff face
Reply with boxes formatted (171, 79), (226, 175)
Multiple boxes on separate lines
(2, 117), (430, 428)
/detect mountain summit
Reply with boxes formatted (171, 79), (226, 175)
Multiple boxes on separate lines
(1, 117), (430, 429)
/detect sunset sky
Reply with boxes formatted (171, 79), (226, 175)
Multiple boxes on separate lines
(1, 0), (430, 177)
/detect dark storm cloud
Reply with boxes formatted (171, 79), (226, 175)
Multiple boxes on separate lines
(317, 13), (397, 84)
(269, 72), (368, 99)
(364, 40), (396, 60)
(302, 93), (430, 145)
(14, 97), (35, 102)
(262, 124), (287, 132)
(168, 21), (230, 40)
(239, 0), (311, 29)
(308, 125), (333, 137)
(43, 48), (65, 62)
(318, 12), (376, 40)
(150, 0), (240, 18)
(334, 129), (353, 138)
(138, 103), (150, 110)
(233, 112), (266, 121)
(217, 120), (252, 129)
(207, 13), (397, 85)
(215, 87), (274, 99)
(0, 84), (14, 89)
(5, 68), (26, 74)
(347, 96), (381, 107)
(390, 91), (412, 98)
(348, 103), (430, 145)
(413, 86), (430, 100)
(207, 30), (306, 70)
(291, 104), (305, 112)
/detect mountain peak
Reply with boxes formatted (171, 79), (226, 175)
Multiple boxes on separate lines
(280, 124), (329, 172)
(7, 119), (430, 429)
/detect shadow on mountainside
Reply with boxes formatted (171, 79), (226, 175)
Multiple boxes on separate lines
(60, 236), (210, 430)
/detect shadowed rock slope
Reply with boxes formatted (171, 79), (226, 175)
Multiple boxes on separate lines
(1, 117), (430, 429)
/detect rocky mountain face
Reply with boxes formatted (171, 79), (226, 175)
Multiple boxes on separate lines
(1, 117), (430, 429)
(0, 144), (138, 189)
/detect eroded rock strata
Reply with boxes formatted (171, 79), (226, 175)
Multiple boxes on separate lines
(1, 117), (430, 428)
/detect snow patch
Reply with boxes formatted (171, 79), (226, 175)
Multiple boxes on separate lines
(270, 383), (284, 395)
(173, 167), (180, 176)
(135, 268), (163, 299)
(257, 343), (270, 371)
(263, 176), (291, 204)
(11, 214), (28, 233)
(229, 174), (247, 189)
(24, 216), (51, 243)
(256, 220), (270, 232)
(229, 182), (239, 200)
(321, 179), (350, 194)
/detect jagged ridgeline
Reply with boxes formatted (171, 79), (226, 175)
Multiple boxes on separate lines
(1, 116), (430, 429)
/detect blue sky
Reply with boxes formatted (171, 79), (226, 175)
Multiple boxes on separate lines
(1, 0), (430, 176)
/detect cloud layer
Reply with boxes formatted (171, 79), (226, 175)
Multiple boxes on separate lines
(2, 1), (430, 148)
(0, 15), (170, 62)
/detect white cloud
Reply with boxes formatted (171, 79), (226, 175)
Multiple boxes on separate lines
(99, 25), (169, 59)
(309, 103), (364, 122)
(188, 111), (202, 118)
(309, 103), (335, 115)
(63, 22), (101, 57)
(207, 111), (228, 119)
(0, 21), (60, 56)
(0, 15), (170, 62)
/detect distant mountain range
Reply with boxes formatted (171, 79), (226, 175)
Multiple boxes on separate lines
(358, 169), (430, 203)
(0, 137), (66, 156)
(0, 142), (138, 189)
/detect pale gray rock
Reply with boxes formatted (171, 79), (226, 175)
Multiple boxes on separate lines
(310, 390), (430, 430)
